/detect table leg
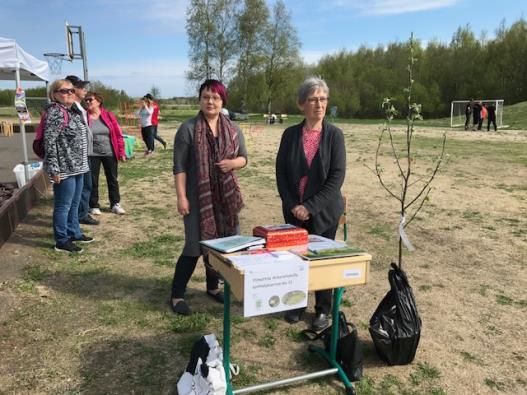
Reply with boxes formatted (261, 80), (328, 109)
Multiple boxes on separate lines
(223, 282), (233, 395)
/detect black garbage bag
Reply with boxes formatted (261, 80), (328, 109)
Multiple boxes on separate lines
(369, 262), (421, 365)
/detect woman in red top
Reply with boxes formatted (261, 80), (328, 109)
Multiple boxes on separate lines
(85, 92), (127, 215)
(276, 77), (346, 331)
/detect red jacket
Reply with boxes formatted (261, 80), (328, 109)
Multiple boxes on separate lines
(88, 107), (126, 160)
(152, 101), (160, 125)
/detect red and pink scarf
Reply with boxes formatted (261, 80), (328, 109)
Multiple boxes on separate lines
(194, 112), (244, 241)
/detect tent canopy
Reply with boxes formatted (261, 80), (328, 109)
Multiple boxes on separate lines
(0, 37), (50, 82)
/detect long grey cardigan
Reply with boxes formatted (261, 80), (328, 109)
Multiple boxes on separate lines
(172, 115), (247, 256)
(275, 119), (346, 234)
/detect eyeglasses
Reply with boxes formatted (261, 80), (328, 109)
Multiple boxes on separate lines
(307, 97), (329, 104)
(85, 98), (94, 103)
(201, 95), (222, 102)
(55, 88), (75, 95)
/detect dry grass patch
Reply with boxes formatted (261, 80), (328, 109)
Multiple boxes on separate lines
(0, 125), (526, 394)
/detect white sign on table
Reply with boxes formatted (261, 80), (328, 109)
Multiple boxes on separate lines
(242, 252), (308, 317)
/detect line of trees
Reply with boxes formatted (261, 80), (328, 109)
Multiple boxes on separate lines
(186, 1), (527, 119)
(0, 81), (131, 111)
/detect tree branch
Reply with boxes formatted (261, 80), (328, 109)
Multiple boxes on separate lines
(404, 133), (446, 210)
(404, 187), (431, 228)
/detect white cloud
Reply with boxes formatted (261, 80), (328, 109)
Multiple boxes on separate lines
(326, 0), (460, 15)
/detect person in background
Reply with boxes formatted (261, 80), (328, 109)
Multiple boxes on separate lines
(464, 99), (473, 130)
(136, 96), (155, 155)
(85, 92), (127, 216)
(65, 75), (100, 226)
(472, 101), (481, 131)
(145, 93), (166, 149)
(44, 79), (93, 253)
(478, 103), (488, 131)
(276, 76), (346, 331)
(169, 79), (247, 315)
(487, 103), (497, 131)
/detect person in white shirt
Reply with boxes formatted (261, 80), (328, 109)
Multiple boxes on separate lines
(136, 96), (155, 155)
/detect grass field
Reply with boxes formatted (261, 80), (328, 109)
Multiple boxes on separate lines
(0, 119), (525, 394)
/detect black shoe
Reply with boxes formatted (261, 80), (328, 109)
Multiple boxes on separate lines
(311, 313), (330, 331)
(285, 308), (303, 324)
(79, 215), (100, 225)
(206, 290), (224, 304)
(162, 141), (167, 149)
(54, 241), (83, 253)
(169, 299), (191, 316)
(71, 234), (94, 243)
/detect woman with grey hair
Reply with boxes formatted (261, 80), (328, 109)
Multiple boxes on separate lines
(275, 77), (346, 331)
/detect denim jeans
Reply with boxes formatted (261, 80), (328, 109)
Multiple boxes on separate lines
(53, 174), (84, 245)
(78, 168), (93, 220)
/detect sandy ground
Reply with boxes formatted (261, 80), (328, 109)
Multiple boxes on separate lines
(0, 122), (526, 394)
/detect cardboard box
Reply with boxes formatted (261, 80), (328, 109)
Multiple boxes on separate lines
(208, 250), (371, 301)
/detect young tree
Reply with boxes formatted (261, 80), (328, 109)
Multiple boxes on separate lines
(262, 0), (301, 114)
(372, 35), (446, 269)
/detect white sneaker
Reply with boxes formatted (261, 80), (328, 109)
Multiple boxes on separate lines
(112, 203), (126, 215)
(90, 207), (102, 216)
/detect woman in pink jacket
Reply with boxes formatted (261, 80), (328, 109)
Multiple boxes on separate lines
(85, 92), (127, 215)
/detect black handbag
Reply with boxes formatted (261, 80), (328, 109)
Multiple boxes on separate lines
(302, 311), (363, 381)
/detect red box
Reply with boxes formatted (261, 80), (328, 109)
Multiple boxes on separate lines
(252, 224), (308, 248)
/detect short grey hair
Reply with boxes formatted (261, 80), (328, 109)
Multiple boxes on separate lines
(297, 77), (329, 104)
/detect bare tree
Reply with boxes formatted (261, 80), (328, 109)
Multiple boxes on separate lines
(372, 35), (447, 269)
(149, 85), (161, 99)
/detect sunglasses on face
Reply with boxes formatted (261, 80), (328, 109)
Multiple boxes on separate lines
(85, 98), (94, 103)
(55, 88), (75, 94)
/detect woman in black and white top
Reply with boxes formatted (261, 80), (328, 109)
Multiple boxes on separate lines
(44, 79), (93, 253)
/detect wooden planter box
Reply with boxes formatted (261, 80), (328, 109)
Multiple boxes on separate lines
(0, 170), (49, 249)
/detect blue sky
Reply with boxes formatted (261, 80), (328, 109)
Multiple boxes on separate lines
(0, 0), (525, 97)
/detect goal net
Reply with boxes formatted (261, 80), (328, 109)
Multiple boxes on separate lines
(450, 100), (504, 128)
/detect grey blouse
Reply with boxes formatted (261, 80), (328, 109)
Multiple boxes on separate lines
(173, 116), (247, 256)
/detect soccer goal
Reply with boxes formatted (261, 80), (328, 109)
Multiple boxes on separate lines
(450, 99), (505, 128)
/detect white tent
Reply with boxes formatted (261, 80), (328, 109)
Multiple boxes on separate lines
(0, 37), (50, 182)
(0, 37), (50, 81)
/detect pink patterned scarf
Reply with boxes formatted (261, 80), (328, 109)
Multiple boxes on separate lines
(194, 111), (244, 241)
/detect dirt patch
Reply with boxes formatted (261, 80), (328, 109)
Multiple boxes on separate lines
(0, 124), (526, 394)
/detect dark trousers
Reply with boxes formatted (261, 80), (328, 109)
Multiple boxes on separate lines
(478, 118), (485, 130)
(311, 224), (338, 314)
(152, 125), (166, 147)
(487, 118), (497, 131)
(464, 115), (471, 130)
(288, 222), (338, 315)
(89, 155), (120, 208)
(141, 126), (154, 152)
(171, 254), (220, 299)
(78, 168), (92, 221)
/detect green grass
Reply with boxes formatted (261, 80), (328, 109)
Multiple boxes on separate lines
(126, 233), (183, 267)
